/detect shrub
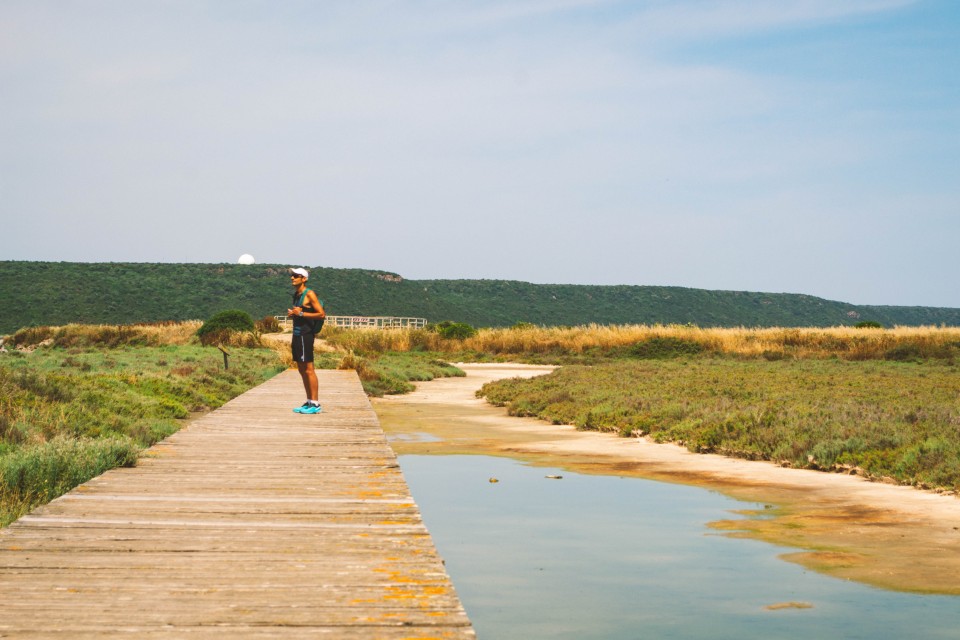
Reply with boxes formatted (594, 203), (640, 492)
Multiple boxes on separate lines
(855, 321), (883, 329)
(628, 337), (704, 359)
(196, 310), (255, 346)
(431, 321), (477, 340)
(884, 343), (923, 362)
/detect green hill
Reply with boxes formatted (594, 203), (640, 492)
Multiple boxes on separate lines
(1, 261), (958, 334)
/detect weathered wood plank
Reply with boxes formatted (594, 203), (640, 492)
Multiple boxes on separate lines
(0, 628), (471, 639)
(0, 369), (474, 638)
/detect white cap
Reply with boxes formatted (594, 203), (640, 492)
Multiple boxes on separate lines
(289, 267), (309, 279)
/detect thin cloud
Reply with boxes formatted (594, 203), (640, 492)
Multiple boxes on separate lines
(1, 0), (957, 308)
(615, 0), (920, 40)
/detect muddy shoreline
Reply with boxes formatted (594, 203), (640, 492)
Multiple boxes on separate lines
(373, 363), (960, 595)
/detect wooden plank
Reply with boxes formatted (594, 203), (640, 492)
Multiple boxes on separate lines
(0, 370), (474, 639)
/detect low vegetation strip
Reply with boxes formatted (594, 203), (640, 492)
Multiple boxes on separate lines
(478, 359), (960, 492)
(0, 324), (285, 526)
(337, 351), (465, 397)
(323, 324), (960, 362)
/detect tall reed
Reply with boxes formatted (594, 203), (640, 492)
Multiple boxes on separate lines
(323, 324), (960, 361)
(8, 322), (204, 348)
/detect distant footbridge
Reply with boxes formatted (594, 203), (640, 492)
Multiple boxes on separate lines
(275, 315), (428, 330)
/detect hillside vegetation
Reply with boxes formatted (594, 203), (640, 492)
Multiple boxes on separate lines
(2, 261), (960, 334)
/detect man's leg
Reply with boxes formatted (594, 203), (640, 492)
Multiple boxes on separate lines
(291, 335), (314, 413)
(295, 334), (322, 413)
(298, 362), (318, 401)
(295, 362), (321, 413)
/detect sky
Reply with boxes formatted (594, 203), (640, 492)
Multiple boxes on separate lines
(2, 0), (959, 307)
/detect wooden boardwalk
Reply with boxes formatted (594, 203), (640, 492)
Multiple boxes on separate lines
(0, 370), (475, 639)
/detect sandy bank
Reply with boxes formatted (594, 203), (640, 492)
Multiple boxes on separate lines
(373, 363), (960, 595)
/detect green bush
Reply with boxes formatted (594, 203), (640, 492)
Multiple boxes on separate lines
(628, 337), (704, 359)
(196, 310), (255, 346)
(431, 321), (477, 340)
(855, 321), (883, 329)
(884, 343), (923, 362)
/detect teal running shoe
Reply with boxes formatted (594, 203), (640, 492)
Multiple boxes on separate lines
(299, 403), (323, 414)
(293, 402), (311, 413)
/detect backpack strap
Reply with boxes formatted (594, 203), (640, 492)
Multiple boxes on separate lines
(294, 288), (311, 307)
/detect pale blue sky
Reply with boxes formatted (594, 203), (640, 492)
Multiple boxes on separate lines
(3, 1), (958, 307)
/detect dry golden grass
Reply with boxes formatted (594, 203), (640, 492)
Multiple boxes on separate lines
(7, 322), (204, 348)
(483, 324), (960, 359)
(261, 335), (295, 368)
(133, 321), (203, 345)
(6, 321), (290, 351)
(324, 324), (960, 361)
(16, 322), (956, 362)
(322, 327), (443, 353)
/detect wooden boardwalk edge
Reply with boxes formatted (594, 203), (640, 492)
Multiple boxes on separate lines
(0, 369), (476, 639)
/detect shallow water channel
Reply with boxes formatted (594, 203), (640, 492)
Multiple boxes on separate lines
(397, 453), (960, 640)
(375, 364), (960, 639)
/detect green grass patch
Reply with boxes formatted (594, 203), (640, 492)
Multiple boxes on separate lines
(0, 343), (285, 525)
(336, 351), (464, 396)
(0, 436), (139, 527)
(478, 359), (960, 491)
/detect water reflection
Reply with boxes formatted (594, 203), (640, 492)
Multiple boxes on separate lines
(400, 454), (960, 640)
(386, 432), (443, 443)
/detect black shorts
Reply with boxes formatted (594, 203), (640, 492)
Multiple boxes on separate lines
(292, 333), (315, 364)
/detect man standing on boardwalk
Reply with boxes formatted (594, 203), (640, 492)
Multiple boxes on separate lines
(287, 267), (326, 414)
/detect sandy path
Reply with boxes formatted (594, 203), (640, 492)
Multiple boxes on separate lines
(373, 363), (960, 595)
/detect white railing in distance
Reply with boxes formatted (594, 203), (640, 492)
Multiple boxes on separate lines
(275, 315), (428, 330)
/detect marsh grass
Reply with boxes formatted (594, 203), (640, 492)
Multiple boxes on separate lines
(479, 359), (960, 491)
(337, 351), (464, 396)
(323, 327), (440, 354)
(323, 324), (960, 362)
(1, 323), (285, 525)
(0, 436), (139, 526)
(9, 321), (204, 349)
